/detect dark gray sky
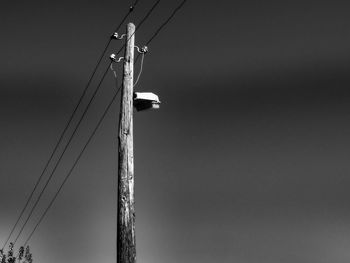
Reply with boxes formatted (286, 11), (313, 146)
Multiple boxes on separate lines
(2, 1), (350, 263)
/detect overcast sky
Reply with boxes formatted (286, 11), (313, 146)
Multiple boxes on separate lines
(2, 1), (350, 263)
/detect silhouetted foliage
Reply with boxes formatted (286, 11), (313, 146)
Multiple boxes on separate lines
(0, 244), (32, 263)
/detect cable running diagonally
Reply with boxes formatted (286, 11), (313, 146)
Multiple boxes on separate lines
(24, 75), (124, 246)
(1, 1), (141, 250)
(133, 0), (188, 89)
(13, 63), (111, 245)
(25, 0), (186, 246)
(114, 0), (140, 33)
(16, 0), (163, 245)
(133, 52), (145, 88)
(2, 0), (139, 252)
(114, 0), (161, 57)
(23, 0), (186, 244)
(146, 0), (187, 45)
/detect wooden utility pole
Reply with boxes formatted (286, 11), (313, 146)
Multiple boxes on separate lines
(117, 22), (136, 263)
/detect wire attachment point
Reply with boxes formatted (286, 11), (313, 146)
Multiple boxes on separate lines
(111, 32), (126, 40)
(110, 54), (124, 63)
(135, 45), (149, 54)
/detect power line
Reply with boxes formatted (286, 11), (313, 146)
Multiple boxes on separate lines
(2, 1), (141, 250)
(23, 0), (187, 244)
(133, 0), (188, 88)
(133, 52), (145, 87)
(114, 0), (140, 33)
(24, 73), (124, 246)
(115, 0), (161, 56)
(13, 63), (112, 246)
(146, 0), (187, 45)
(14, 0), (162, 245)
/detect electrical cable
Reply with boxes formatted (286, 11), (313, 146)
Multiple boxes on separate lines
(114, 0), (140, 33)
(133, 0), (188, 89)
(2, 2), (139, 251)
(15, 0), (163, 245)
(133, 52), (145, 88)
(146, 0), (187, 45)
(24, 70), (124, 246)
(110, 63), (120, 91)
(13, 63), (111, 246)
(2, 0), (141, 250)
(24, 0), (185, 241)
(21, 0), (188, 245)
(114, 0), (161, 57)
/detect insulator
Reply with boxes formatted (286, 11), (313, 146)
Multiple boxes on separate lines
(111, 32), (126, 40)
(110, 54), (116, 61)
(141, 46), (148, 53)
(135, 45), (149, 54)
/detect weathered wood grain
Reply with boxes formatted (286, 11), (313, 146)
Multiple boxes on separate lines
(117, 23), (136, 263)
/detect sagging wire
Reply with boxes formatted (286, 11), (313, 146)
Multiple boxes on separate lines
(110, 54), (124, 88)
(133, 45), (148, 88)
(110, 57), (120, 88)
(134, 53), (145, 88)
(110, 63), (118, 85)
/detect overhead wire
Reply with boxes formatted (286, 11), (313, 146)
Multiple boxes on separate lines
(14, 0), (163, 246)
(23, 0), (187, 245)
(133, 0), (188, 89)
(114, 0), (161, 56)
(13, 63), (112, 246)
(146, 0), (187, 45)
(114, 0), (141, 33)
(24, 71), (124, 246)
(3, 0), (141, 249)
(133, 52), (145, 88)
